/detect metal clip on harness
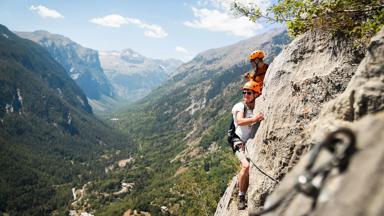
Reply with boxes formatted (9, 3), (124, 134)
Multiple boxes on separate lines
(249, 128), (356, 216)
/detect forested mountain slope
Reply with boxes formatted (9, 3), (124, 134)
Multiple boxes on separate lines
(101, 28), (291, 215)
(16, 30), (114, 101)
(16, 30), (117, 112)
(0, 24), (134, 215)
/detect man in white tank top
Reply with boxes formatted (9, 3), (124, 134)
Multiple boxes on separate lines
(231, 80), (264, 210)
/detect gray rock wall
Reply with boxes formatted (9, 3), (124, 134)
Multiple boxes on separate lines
(16, 31), (115, 100)
(215, 27), (384, 216)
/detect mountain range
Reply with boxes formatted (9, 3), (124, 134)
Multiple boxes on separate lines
(100, 28), (291, 215)
(16, 30), (114, 101)
(16, 31), (183, 112)
(0, 24), (134, 215)
(1, 23), (291, 215)
(2, 16), (383, 215)
(119, 28), (290, 137)
(99, 49), (182, 103)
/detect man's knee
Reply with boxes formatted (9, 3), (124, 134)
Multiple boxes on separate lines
(241, 160), (250, 170)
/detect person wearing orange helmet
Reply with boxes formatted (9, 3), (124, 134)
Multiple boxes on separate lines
(230, 80), (264, 210)
(245, 50), (269, 95)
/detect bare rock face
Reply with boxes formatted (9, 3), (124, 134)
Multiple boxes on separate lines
(16, 30), (115, 100)
(247, 30), (362, 213)
(259, 112), (384, 216)
(274, 26), (384, 216)
(215, 27), (384, 216)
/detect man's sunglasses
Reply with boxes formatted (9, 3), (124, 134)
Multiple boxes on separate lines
(242, 91), (253, 95)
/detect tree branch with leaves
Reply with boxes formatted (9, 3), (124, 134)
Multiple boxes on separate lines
(232, 0), (384, 46)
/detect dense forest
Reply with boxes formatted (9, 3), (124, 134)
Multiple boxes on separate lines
(0, 25), (135, 215)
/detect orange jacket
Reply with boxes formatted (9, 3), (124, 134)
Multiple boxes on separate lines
(244, 63), (269, 95)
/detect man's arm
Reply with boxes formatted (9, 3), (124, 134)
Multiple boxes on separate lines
(235, 111), (264, 126)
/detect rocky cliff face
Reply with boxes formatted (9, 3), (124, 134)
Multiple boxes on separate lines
(16, 31), (114, 101)
(99, 49), (183, 102)
(215, 27), (384, 216)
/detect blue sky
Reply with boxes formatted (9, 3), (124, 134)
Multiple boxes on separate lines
(0, 0), (278, 61)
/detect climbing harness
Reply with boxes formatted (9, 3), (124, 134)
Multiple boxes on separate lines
(249, 127), (357, 216)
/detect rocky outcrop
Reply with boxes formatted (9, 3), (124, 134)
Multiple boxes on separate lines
(258, 113), (384, 216)
(16, 30), (114, 100)
(215, 27), (384, 215)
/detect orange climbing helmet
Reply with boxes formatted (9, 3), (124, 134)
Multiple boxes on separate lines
(249, 50), (265, 60)
(242, 80), (262, 95)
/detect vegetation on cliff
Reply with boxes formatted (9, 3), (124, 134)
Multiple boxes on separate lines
(233, 0), (384, 45)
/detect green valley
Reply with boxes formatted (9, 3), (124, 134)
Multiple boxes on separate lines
(0, 24), (135, 215)
(92, 29), (290, 215)
(0, 24), (290, 216)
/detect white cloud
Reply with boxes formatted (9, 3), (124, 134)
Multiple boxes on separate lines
(236, 0), (272, 13)
(184, 0), (272, 37)
(89, 14), (127, 27)
(90, 14), (167, 38)
(205, 0), (271, 12)
(30, 5), (64, 18)
(175, 46), (194, 62)
(176, 46), (189, 54)
(125, 18), (168, 38)
(184, 7), (262, 37)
